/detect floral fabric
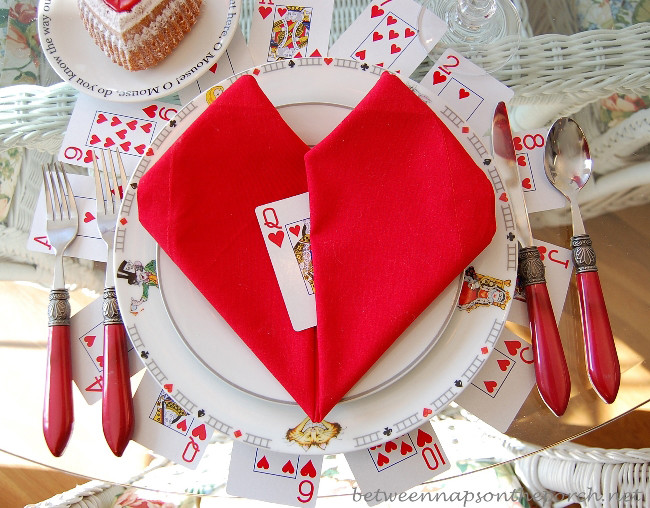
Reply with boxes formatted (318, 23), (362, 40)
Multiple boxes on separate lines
(0, 0), (39, 85)
(576, 0), (650, 129)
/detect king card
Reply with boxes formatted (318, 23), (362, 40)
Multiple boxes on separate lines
(344, 422), (451, 506)
(255, 192), (316, 331)
(227, 441), (323, 507)
(329, 0), (446, 76)
(248, 0), (334, 65)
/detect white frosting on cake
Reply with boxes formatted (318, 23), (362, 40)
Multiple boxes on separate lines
(80, 0), (166, 33)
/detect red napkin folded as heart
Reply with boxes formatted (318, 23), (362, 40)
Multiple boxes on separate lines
(137, 75), (319, 419)
(305, 72), (496, 416)
(138, 72), (496, 423)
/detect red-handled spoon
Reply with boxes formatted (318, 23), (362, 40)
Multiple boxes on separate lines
(545, 118), (620, 404)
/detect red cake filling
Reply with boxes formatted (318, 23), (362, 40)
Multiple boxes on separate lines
(103, 0), (141, 12)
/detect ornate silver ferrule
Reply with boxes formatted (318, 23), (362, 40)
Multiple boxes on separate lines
(48, 289), (71, 325)
(103, 287), (123, 325)
(518, 246), (546, 286)
(571, 234), (598, 274)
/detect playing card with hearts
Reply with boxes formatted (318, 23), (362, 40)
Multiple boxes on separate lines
(329, 0), (446, 76)
(248, 0), (334, 65)
(227, 441), (323, 507)
(511, 128), (568, 213)
(27, 173), (108, 261)
(58, 94), (174, 174)
(131, 371), (213, 468)
(508, 238), (573, 327)
(177, 27), (254, 106)
(344, 422), (450, 506)
(455, 327), (536, 432)
(70, 298), (143, 404)
(420, 49), (514, 140)
(255, 192), (315, 331)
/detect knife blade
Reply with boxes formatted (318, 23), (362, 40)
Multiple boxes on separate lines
(492, 102), (571, 416)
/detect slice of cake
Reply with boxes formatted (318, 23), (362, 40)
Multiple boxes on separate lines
(78, 0), (202, 71)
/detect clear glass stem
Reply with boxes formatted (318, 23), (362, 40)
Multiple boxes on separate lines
(455, 0), (497, 31)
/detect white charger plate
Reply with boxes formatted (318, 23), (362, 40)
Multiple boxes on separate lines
(114, 58), (517, 455)
(37, 0), (239, 102)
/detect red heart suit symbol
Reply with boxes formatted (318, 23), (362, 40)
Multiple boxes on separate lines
(484, 380), (498, 393)
(282, 460), (295, 474)
(384, 440), (397, 452)
(433, 71), (447, 85)
(176, 419), (188, 431)
(505, 339), (522, 356)
(142, 104), (158, 118)
(416, 429), (433, 448)
(258, 6), (272, 19)
(256, 456), (270, 469)
(377, 453), (390, 466)
(300, 460), (317, 478)
(191, 423), (207, 440)
(371, 5), (384, 17)
(138, 74), (495, 422)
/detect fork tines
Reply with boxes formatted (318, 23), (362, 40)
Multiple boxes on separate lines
(42, 162), (77, 225)
(92, 149), (128, 212)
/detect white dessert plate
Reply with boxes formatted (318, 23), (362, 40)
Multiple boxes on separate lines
(114, 59), (517, 455)
(37, 0), (239, 102)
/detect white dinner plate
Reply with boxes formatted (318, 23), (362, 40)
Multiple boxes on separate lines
(37, 0), (239, 102)
(115, 58), (517, 455)
(158, 250), (462, 404)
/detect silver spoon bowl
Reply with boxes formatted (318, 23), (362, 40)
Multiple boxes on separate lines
(545, 118), (620, 404)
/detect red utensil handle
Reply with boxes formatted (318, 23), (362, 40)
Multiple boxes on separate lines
(102, 322), (134, 456)
(572, 235), (620, 404)
(525, 283), (571, 416)
(101, 288), (134, 457)
(519, 246), (571, 416)
(43, 289), (73, 456)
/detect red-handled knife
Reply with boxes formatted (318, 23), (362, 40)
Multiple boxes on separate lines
(492, 102), (571, 416)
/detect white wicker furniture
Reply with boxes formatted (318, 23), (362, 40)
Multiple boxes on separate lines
(513, 442), (650, 508)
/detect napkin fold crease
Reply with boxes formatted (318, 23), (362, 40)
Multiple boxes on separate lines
(137, 72), (496, 423)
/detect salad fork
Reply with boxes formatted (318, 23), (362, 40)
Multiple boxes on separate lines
(92, 149), (134, 457)
(42, 163), (78, 456)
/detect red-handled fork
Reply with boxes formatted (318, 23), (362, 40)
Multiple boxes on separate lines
(42, 163), (78, 456)
(92, 149), (134, 456)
